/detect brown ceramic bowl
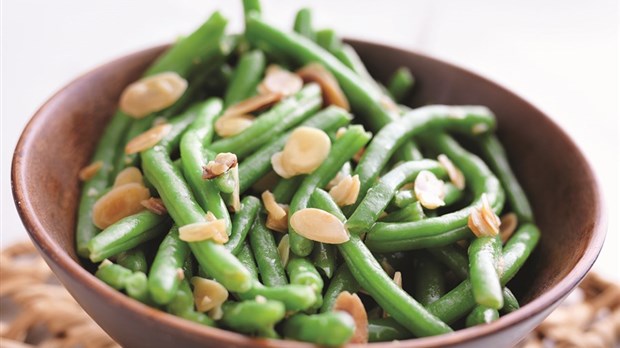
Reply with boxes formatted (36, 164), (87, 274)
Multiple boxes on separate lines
(12, 40), (605, 348)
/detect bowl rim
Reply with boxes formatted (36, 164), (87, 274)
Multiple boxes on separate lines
(11, 39), (607, 347)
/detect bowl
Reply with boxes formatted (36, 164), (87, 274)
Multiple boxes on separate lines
(11, 40), (606, 348)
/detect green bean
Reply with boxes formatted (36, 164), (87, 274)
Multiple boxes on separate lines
(353, 105), (495, 205)
(167, 279), (216, 327)
(116, 247), (148, 273)
(142, 119), (252, 293)
(179, 99), (231, 234)
(465, 306), (499, 327)
(393, 189), (416, 209)
(469, 236), (503, 309)
(88, 211), (170, 263)
(214, 169), (236, 194)
(426, 223), (540, 324)
(282, 312), (355, 346)
(148, 226), (190, 305)
(248, 216), (288, 287)
(320, 264), (360, 313)
(394, 141), (424, 162)
(428, 244), (469, 279)
(125, 272), (151, 304)
(237, 242), (259, 280)
(368, 318), (411, 342)
(387, 67), (414, 103)
(289, 125), (371, 256)
(380, 201), (426, 223)
(272, 176), (304, 204)
(443, 183), (465, 206)
(242, 0), (261, 18)
(225, 196), (261, 255)
(365, 133), (504, 253)
(315, 29), (340, 52)
(310, 189), (452, 336)
(502, 287), (520, 313)
(95, 261), (133, 290)
(293, 8), (314, 40)
(239, 283), (317, 311)
(479, 134), (534, 223)
(331, 44), (382, 94)
(346, 159), (446, 235)
(210, 84), (322, 158)
(286, 256), (323, 309)
(224, 50), (266, 106)
(412, 252), (446, 306)
(221, 299), (285, 336)
(238, 105), (352, 193)
(311, 242), (337, 279)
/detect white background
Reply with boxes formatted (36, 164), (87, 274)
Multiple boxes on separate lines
(1, 0), (618, 280)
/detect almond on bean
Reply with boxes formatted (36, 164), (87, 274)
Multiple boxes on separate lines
(261, 191), (286, 220)
(296, 63), (350, 110)
(266, 205), (289, 233)
(78, 161), (103, 181)
(499, 213), (518, 243)
(329, 174), (360, 207)
(113, 167), (143, 188)
(333, 291), (368, 344)
(437, 154), (466, 190)
(178, 218), (228, 243)
(258, 65), (303, 97)
(92, 183), (150, 229)
(289, 208), (349, 244)
(191, 277), (228, 314)
(222, 92), (282, 119)
(277, 234), (290, 268)
(414, 170), (446, 209)
(272, 127), (331, 178)
(468, 193), (501, 237)
(119, 72), (188, 118)
(125, 124), (172, 155)
(214, 114), (255, 138)
(140, 197), (167, 215)
(203, 153), (238, 179)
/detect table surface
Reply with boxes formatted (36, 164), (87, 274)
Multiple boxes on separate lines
(1, 0), (618, 281)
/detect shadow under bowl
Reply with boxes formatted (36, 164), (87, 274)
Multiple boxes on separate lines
(11, 39), (606, 348)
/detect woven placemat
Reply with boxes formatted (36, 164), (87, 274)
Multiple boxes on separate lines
(1, 241), (618, 347)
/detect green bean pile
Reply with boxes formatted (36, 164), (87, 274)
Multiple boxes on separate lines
(77, 1), (540, 345)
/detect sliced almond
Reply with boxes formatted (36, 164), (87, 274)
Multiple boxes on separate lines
(437, 154), (466, 190)
(468, 193), (501, 237)
(227, 166), (241, 212)
(92, 183), (150, 229)
(125, 124), (172, 155)
(296, 63), (350, 110)
(353, 147), (365, 163)
(203, 153), (238, 179)
(335, 127), (347, 139)
(290, 208), (349, 244)
(393, 271), (403, 288)
(120, 72), (188, 118)
(329, 174), (360, 207)
(78, 161), (103, 181)
(222, 92), (282, 119)
(191, 277), (228, 314)
(140, 197), (167, 215)
(414, 170), (446, 210)
(266, 204), (289, 233)
(262, 191), (286, 220)
(326, 170), (348, 190)
(277, 234), (290, 268)
(179, 219), (229, 243)
(280, 127), (331, 175)
(333, 292), (369, 344)
(214, 114), (255, 138)
(258, 66), (303, 97)
(271, 152), (295, 179)
(499, 213), (518, 243)
(113, 167), (143, 188)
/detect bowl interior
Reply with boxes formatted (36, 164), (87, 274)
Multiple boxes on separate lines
(12, 40), (605, 347)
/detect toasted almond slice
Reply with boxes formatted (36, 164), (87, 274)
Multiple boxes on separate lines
(140, 197), (167, 215)
(120, 72), (188, 118)
(281, 127), (331, 174)
(191, 277), (228, 313)
(92, 183), (150, 229)
(113, 167), (143, 188)
(393, 271), (402, 288)
(214, 114), (255, 138)
(125, 124), (172, 155)
(266, 204), (289, 233)
(499, 213), (518, 243)
(329, 174), (360, 207)
(262, 191), (286, 220)
(277, 234), (290, 268)
(205, 211), (218, 222)
(468, 193), (501, 237)
(353, 147), (365, 162)
(203, 153), (238, 179)
(258, 67), (303, 97)
(472, 123), (490, 135)
(333, 291), (369, 344)
(271, 152), (295, 179)
(227, 166), (241, 212)
(335, 127), (347, 139)
(326, 170), (348, 190)
(78, 161), (103, 181)
(179, 219), (229, 243)
(437, 154), (466, 190)
(222, 92), (282, 118)
(290, 208), (349, 244)
(296, 63), (350, 110)
(414, 170), (446, 210)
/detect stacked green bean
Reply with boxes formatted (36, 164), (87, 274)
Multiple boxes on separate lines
(76, 1), (540, 345)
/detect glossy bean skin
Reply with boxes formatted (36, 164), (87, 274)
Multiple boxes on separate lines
(272, 176), (304, 204)
(239, 282), (317, 312)
(293, 8), (314, 40)
(287, 256), (324, 309)
(380, 201), (425, 223)
(225, 196), (262, 255)
(282, 312), (355, 346)
(221, 300), (286, 337)
(117, 247), (148, 273)
(469, 236), (504, 309)
(368, 318), (411, 342)
(237, 242), (259, 280)
(125, 272), (151, 304)
(148, 225), (190, 305)
(248, 216), (288, 287)
(95, 262), (133, 290)
(311, 242), (337, 279)
(224, 50), (266, 106)
(387, 67), (415, 103)
(465, 306), (499, 327)
(319, 263), (359, 313)
(501, 288), (521, 313)
(412, 252), (446, 306)
(167, 279), (215, 327)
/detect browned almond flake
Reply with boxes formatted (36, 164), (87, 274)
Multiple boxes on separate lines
(266, 204), (289, 233)
(262, 191), (287, 220)
(499, 212), (518, 243)
(191, 277), (228, 313)
(125, 124), (172, 155)
(437, 154), (466, 190)
(178, 220), (229, 243)
(297, 63), (350, 110)
(78, 161), (103, 181)
(414, 170), (446, 209)
(277, 234), (290, 268)
(214, 114), (255, 138)
(280, 127), (331, 175)
(119, 72), (188, 118)
(333, 291), (369, 344)
(258, 67), (303, 97)
(468, 194), (501, 238)
(222, 92), (282, 118)
(202, 153), (238, 179)
(329, 174), (360, 207)
(92, 183), (151, 229)
(290, 208), (349, 244)
(140, 197), (167, 215)
(114, 167), (143, 188)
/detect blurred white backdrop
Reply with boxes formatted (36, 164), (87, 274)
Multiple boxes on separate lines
(1, 0), (618, 280)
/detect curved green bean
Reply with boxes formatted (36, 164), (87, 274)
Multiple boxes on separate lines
(282, 312), (355, 346)
(224, 50), (266, 106)
(221, 299), (285, 336)
(225, 196), (262, 255)
(148, 225), (190, 305)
